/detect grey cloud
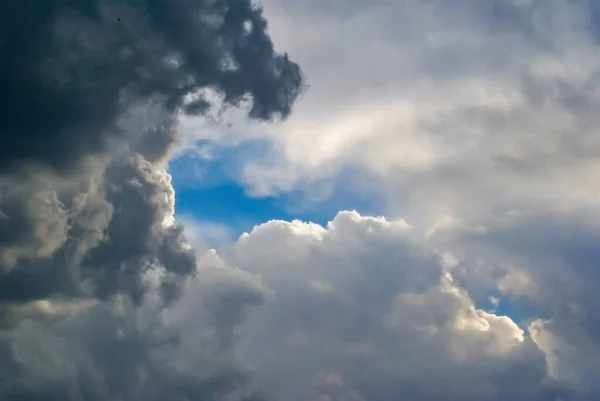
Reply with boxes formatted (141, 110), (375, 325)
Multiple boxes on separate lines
(194, 0), (600, 228)
(86, 155), (195, 301)
(0, 0), (302, 174)
(0, 0), (303, 305)
(11, 0), (600, 400)
(0, 261), (271, 400)
(0, 182), (69, 269)
(0, 155), (193, 306)
(162, 0), (600, 399)
(0, 1), (303, 399)
(431, 208), (600, 396)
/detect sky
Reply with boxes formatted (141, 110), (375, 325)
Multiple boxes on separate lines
(3, 0), (600, 400)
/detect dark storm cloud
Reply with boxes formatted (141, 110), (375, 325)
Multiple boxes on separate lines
(0, 180), (70, 269)
(0, 154), (193, 305)
(0, 0), (302, 299)
(0, 0), (302, 399)
(0, 0), (302, 174)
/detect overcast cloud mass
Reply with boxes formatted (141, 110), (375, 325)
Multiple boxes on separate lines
(3, 0), (600, 400)
(0, 0), (300, 399)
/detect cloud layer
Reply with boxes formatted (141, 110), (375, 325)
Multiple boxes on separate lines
(4, 0), (600, 400)
(6, 209), (592, 400)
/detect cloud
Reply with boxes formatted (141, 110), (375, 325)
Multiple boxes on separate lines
(218, 211), (563, 401)
(0, 0), (302, 399)
(0, 0), (303, 305)
(431, 206), (600, 396)
(0, 254), (272, 400)
(5, 0), (600, 400)
(0, 0), (302, 174)
(141, 0), (600, 399)
(177, 0), (600, 226)
(7, 208), (581, 400)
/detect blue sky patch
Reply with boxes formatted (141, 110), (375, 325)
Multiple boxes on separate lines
(169, 144), (385, 237)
